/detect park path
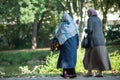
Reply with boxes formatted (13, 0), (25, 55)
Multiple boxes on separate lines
(0, 76), (120, 80)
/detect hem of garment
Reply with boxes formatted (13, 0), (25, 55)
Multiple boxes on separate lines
(57, 67), (75, 69)
(84, 68), (111, 71)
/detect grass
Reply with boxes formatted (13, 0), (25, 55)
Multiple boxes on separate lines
(0, 50), (50, 65)
(0, 45), (120, 77)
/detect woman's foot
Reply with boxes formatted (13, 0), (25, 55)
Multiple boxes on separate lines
(95, 70), (103, 77)
(84, 70), (93, 77)
(60, 70), (77, 79)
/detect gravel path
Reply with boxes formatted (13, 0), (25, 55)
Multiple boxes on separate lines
(0, 76), (120, 80)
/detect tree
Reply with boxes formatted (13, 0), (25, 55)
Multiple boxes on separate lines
(18, 0), (46, 49)
(91, 0), (120, 31)
(0, 0), (21, 48)
(0, 0), (120, 50)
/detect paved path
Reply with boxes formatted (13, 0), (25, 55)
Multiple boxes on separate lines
(0, 76), (120, 80)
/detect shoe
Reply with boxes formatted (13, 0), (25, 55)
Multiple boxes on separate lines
(60, 74), (70, 79)
(60, 74), (64, 77)
(60, 74), (77, 78)
(95, 75), (103, 77)
(70, 74), (77, 78)
(64, 74), (77, 78)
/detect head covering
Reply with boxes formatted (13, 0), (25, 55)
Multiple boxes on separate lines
(56, 13), (79, 45)
(62, 13), (72, 23)
(87, 8), (97, 17)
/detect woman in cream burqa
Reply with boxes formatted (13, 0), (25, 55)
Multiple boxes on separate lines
(56, 13), (79, 78)
(83, 8), (111, 77)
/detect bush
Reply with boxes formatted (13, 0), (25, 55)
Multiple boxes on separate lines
(110, 50), (120, 72)
(105, 24), (120, 45)
(38, 51), (61, 74)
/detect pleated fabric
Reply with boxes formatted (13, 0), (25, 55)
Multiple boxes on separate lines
(83, 46), (111, 70)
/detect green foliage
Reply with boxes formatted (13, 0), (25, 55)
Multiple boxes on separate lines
(0, 0), (19, 22)
(2, 65), (21, 77)
(19, 0), (46, 24)
(37, 46), (120, 75)
(110, 50), (120, 71)
(0, 24), (33, 50)
(0, 45), (120, 77)
(0, 0), (120, 50)
(37, 48), (86, 74)
(76, 48), (86, 73)
(105, 24), (120, 45)
(0, 0), (59, 50)
(38, 12), (58, 47)
(0, 50), (49, 65)
(38, 51), (61, 74)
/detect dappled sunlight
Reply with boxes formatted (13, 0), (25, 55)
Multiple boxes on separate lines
(19, 65), (46, 75)
(19, 66), (31, 74)
(0, 71), (5, 77)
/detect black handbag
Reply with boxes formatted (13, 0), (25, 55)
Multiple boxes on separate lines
(81, 36), (90, 48)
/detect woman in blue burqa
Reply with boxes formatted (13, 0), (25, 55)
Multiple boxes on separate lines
(56, 13), (79, 78)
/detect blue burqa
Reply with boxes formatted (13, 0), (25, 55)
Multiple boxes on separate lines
(56, 13), (79, 68)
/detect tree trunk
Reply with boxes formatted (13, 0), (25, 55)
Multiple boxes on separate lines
(32, 10), (50, 49)
(76, 0), (81, 25)
(80, 0), (83, 28)
(102, 12), (107, 31)
(32, 20), (38, 49)
(92, 0), (97, 9)
(100, 0), (109, 32)
(67, 0), (74, 18)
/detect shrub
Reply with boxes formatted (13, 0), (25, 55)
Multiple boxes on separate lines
(110, 50), (120, 72)
(105, 24), (120, 45)
(38, 51), (61, 74)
